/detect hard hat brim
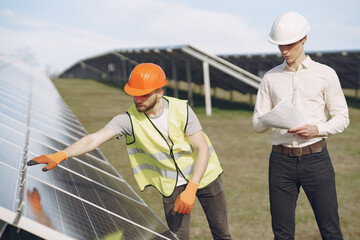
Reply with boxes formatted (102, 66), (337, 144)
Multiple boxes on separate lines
(124, 81), (167, 96)
(268, 34), (307, 45)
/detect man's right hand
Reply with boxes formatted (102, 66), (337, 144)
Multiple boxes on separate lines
(27, 151), (68, 172)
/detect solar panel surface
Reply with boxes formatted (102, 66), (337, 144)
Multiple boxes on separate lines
(0, 55), (177, 240)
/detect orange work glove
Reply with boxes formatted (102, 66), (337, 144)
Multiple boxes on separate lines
(173, 181), (199, 215)
(27, 151), (68, 172)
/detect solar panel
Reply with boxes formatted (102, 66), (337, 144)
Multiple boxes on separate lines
(0, 55), (177, 240)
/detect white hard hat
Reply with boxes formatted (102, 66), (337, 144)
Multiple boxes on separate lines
(268, 11), (311, 45)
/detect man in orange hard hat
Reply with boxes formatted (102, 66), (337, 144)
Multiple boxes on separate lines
(252, 12), (348, 239)
(28, 63), (232, 240)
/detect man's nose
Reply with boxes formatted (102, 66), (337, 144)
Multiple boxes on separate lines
(134, 96), (143, 103)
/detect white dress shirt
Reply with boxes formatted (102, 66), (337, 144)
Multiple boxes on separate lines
(252, 56), (349, 147)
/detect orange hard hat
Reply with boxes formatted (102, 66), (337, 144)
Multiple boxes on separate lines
(124, 63), (168, 96)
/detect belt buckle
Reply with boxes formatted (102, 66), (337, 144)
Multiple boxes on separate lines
(289, 147), (302, 157)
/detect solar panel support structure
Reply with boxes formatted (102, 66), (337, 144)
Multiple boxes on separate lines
(181, 45), (261, 115)
(171, 60), (179, 98)
(202, 61), (212, 116)
(185, 60), (194, 106)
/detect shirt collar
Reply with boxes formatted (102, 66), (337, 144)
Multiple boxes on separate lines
(282, 55), (312, 71)
(302, 55), (312, 68)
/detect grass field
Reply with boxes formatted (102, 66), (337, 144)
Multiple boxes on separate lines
(53, 78), (360, 240)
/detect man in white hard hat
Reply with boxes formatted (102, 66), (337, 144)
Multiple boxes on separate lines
(252, 12), (348, 239)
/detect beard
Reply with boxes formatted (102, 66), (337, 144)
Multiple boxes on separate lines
(135, 99), (157, 113)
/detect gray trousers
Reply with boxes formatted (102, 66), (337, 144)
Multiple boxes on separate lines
(163, 176), (232, 240)
(269, 147), (343, 240)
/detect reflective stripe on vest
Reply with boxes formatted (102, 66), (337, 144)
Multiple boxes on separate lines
(132, 163), (178, 179)
(128, 144), (216, 179)
(127, 146), (194, 161)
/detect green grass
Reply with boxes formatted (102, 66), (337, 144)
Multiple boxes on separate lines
(53, 78), (360, 240)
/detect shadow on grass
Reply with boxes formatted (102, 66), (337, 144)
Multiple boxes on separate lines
(94, 79), (255, 113)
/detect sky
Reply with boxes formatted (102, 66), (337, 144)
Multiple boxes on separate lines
(1, 0), (359, 75)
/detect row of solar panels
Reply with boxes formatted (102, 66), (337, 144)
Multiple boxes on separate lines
(0, 55), (177, 239)
(60, 45), (360, 104)
(221, 50), (360, 89)
(60, 45), (262, 95)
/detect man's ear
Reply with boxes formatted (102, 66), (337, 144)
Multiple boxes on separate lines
(157, 88), (164, 97)
(301, 35), (307, 45)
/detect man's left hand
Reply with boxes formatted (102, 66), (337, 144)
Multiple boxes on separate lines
(288, 124), (319, 139)
(173, 181), (199, 215)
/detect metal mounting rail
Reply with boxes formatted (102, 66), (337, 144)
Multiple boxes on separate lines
(182, 45), (261, 89)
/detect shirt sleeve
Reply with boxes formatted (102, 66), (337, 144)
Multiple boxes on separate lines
(105, 113), (133, 139)
(316, 68), (349, 136)
(186, 105), (202, 136)
(252, 75), (272, 133)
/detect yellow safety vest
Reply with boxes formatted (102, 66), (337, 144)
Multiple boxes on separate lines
(126, 96), (223, 197)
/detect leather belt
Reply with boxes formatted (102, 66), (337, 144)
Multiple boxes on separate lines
(272, 139), (326, 157)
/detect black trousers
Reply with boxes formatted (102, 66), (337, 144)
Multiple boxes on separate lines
(162, 176), (232, 240)
(269, 147), (343, 240)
